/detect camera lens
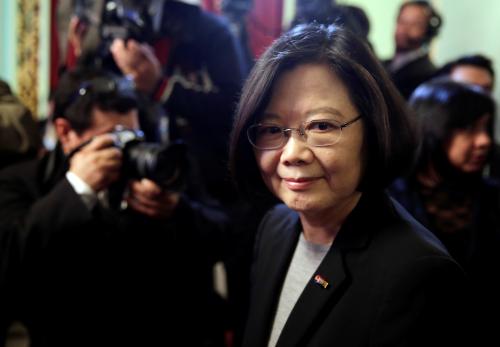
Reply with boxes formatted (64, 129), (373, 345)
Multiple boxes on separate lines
(125, 141), (187, 190)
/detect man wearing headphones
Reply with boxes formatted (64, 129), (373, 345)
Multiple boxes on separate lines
(383, 0), (442, 99)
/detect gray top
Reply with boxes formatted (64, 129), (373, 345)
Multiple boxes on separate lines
(268, 232), (331, 347)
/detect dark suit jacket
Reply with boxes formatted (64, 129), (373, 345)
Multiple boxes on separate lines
(243, 191), (470, 346)
(0, 146), (230, 346)
(383, 54), (436, 99)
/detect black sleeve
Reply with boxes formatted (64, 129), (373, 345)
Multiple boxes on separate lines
(164, 18), (246, 149)
(0, 174), (93, 253)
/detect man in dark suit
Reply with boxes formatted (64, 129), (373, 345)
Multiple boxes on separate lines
(0, 67), (229, 347)
(383, 1), (442, 99)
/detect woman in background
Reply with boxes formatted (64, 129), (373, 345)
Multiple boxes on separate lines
(390, 79), (500, 345)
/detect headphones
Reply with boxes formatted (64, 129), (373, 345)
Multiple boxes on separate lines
(401, 1), (443, 42)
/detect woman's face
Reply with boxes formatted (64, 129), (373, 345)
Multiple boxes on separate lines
(254, 63), (364, 215)
(444, 113), (492, 173)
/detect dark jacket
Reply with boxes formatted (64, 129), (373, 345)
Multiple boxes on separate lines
(243, 191), (470, 346)
(0, 144), (230, 346)
(74, 2), (247, 203)
(389, 177), (500, 345)
(383, 54), (436, 99)
(155, 2), (247, 203)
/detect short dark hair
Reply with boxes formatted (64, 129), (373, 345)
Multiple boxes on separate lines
(52, 67), (138, 134)
(291, 1), (370, 43)
(409, 79), (496, 172)
(436, 54), (495, 81)
(229, 23), (417, 200)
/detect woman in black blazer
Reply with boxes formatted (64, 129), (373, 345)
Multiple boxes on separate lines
(229, 24), (470, 346)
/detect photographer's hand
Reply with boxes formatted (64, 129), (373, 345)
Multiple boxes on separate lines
(69, 134), (123, 192)
(110, 39), (162, 94)
(127, 179), (180, 219)
(68, 15), (89, 57)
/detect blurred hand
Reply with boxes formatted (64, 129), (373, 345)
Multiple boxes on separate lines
(127, 179), (180, 219)
(68, 15), (89, 57)
(69, 134), (122, 192)
(110, 39), (162, 93)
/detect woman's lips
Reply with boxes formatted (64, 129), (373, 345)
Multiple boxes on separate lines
(283, 177), (319, 190)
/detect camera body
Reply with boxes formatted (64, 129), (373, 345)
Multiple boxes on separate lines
(74, 0), (153, 70)
(111, 126), (187, 192)
(100, 0), (152, 44)
(104, 126), (187, 210)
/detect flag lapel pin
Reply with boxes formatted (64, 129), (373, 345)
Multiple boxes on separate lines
(314, 274), (329, 289)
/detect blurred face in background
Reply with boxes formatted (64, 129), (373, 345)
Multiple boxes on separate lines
(395, 4), (430, 53)
(450, 65), (494, 93)
(57, 107), (139, 154)
(444, 114), (492, 173)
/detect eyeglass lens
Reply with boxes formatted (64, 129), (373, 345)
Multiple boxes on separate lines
(248, 120), (342, 149)
(247, 115), (362, 150)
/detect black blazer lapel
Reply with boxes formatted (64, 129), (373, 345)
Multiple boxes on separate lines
(243, 206), (302, 347)
(275, 246), (347, 346)
(275, 193), (382, 346)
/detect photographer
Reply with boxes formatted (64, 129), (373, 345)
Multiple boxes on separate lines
(66, 0), (247, 203)
(0, 67), (230, 346)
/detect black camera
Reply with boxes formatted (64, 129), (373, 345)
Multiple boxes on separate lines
(74, 0), (153, 71)
(103, 126), (187, 210)
(100, 0), (152, 44)
(111, 126), (187, 191)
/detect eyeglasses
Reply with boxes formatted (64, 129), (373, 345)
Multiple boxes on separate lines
(247, 115), (362, 150)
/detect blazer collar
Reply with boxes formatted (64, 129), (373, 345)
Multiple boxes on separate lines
(244, 208), (301, 347)
(275, 191), (393, 346)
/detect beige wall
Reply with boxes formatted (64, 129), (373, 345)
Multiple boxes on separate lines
(433, 0), (500, 138)
(340, 0), (401, 60)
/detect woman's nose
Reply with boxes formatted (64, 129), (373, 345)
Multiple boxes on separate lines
(280, 134), (314, 165)
(475, 130), (492, 149)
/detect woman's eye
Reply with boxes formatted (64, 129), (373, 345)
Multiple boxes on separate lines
(308, 121), (337, 132)
(462, 124), (482, 134)
(259, 125), (282, 135)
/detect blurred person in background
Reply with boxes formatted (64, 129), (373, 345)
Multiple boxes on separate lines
(0, 67), (231, 347)
(435, 54), (494, 93)
(0, 79), (43, 170)
(383, 0), (442, 99)
(66, 0), (247, 203)
(66, 4), (253, 340)
(390, 79), (500, 346)
(0, 72), (43, 347)
(434, 54), (500, 179)
(291, 0), (372, 48)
